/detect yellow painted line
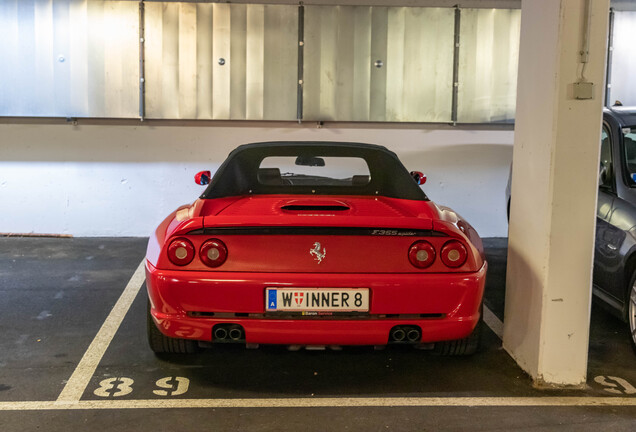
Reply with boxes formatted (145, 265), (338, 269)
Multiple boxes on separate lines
(56, 261), (146, 402)
(0, 397), (635, 411)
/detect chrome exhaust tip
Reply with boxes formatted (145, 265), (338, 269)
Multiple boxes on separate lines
(213, 327), (228, 341)
(229, 327), (244, 341)
(407, 328), (421, 342)
(391, 328), (406, 342)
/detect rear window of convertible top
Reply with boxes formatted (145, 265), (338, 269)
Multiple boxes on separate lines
(257, 156), (371, 187)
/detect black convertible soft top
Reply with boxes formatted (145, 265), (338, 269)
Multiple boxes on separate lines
(201, 141), (428, 201)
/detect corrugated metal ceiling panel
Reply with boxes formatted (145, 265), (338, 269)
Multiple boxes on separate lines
(143, 2), (298, 120)
(0, 0), (138, 118)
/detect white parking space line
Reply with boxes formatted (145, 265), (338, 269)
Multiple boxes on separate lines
(8, 264), (635, 412)
(56, 261), (146, 403)
(0, 397), (635, 411)
(483, 305), (504, 339)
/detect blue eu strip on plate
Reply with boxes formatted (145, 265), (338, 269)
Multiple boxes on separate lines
(267, 289), (277, 310)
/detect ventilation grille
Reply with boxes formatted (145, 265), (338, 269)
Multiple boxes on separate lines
(281, 205), (350, 211)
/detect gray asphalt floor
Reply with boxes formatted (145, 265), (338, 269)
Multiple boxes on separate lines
(0, 237), (634, 431)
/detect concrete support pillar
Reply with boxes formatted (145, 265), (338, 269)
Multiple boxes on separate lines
(504, 0), (610, 386)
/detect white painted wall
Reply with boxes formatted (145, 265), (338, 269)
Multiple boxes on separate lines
(0, 123), (513, 237)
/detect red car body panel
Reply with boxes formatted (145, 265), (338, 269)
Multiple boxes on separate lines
(146, 142), (487, 348)
(147, 196), (484, 271)
(146, 261), (486, 345)
(146, 195), (487, 346)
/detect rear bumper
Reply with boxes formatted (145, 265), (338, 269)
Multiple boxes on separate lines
(145, 261), (487, 345)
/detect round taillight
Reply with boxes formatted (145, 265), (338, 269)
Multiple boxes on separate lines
(167, 238), (195, 266)
(440, 240), (468, 268)
(200, 239), (228, 268)
(408, 241), (436, 269)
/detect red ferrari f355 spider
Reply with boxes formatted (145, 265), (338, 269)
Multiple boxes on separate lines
(145, 142), (487, 355)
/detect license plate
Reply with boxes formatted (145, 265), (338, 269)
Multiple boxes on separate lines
(265, 288), (369, 313)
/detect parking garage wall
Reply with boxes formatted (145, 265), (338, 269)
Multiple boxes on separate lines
(0, 123), (512, 237)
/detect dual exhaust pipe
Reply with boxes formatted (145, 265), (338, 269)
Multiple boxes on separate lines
(213, 323), (420, 345)
(213, 324), (245, 343)
(389, 325), (421, 344)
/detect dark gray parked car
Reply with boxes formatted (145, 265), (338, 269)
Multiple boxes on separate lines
(507, 107), (636, 352)
(595, 107), (636, 351)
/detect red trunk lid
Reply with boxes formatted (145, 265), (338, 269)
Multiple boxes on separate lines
(203, 195), (434, 230)
(176, 196), (470, 274)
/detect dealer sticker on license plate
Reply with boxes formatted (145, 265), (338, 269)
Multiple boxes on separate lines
(265, 288), (369, 313)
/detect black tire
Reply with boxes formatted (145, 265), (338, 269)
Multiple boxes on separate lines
(147, 301), (199, 354)
(433, 309), (483, 356)
(627, 271), (636, 353)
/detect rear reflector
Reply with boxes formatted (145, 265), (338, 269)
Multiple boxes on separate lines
(408, 240), (436, 269)
(440, 240), (468, 268)
(167, 238), (195, 266)
(200, 238), (228, 268)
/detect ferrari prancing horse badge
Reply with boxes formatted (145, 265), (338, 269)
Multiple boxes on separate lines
(310, 242), (326, 264)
